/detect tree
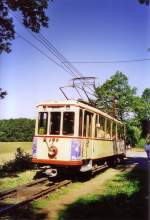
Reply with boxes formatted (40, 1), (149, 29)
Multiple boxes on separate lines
(0, 0), (52, 54)
(95, 72), (150, 146)
(131, 89), (150, 123)
(95, 71), (137, 120)
(126, 124), (141, 146)
(0, 88), (7, 99)
(0, 118), (35, 141)
(142, 88), (150, 102)
(138, 0), (150, 5)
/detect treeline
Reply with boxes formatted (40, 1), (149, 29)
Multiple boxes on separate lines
(0, 118), (35, 142)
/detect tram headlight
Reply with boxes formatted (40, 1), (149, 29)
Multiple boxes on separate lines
(48, 146), (58, 158)
(71, 140), (81, 160)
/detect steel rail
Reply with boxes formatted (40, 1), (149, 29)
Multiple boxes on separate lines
(0, 177), (48, 200)
(92, 164), (108, 175)
(0, 179), (71, 215)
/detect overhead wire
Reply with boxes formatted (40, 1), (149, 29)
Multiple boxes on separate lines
(11, 12), (76, 76)
(16, 33), (75, 75)
(62, 58), (150, 64)
(13, 11), (95, 98)
(12, 11), (81, 78)
(38, 32), (82, 78)
(30, 32), (95, 95)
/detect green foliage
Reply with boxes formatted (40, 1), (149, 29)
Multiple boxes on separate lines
(95, 71), (137, 120)
(138, 0), (150, 5)
(126, 124), (141, 146)
(95, 71), (150, 146)
(0, 148), (34, 177)
(0, 88), (7, 99)
(0, 0), (52, 53)
(0, 118), (35, 142)
(142, 88), (150, 102)
(133, 95), (150, 121)
(137, 138), (147, 148)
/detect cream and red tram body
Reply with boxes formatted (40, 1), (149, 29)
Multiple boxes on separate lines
(32, 100), (126, 174)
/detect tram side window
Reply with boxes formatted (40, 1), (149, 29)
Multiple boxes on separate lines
(118, 125), (124, 140)
(50, 112), (61, 135)
(97, 115), (105, 138)
(63, 112), (75, 135)
(95, 115), (99, 137)
(106, 119), (111, 139)
(79, 109), (83, 136)
(112, 122), (116, 139)
(38, 112), (48, 135)
(83, 111), (93, 137)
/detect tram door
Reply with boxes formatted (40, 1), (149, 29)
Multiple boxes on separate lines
(83, 111), (93, 159)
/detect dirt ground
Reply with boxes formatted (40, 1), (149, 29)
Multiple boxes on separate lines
(38, 150), (144, 220)
(44, 168), (121, 220)
(1, 150), (148, 220)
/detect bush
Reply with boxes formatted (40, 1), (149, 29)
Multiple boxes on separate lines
(136, 138), (146, 148)
(0, 148), (34, 177)
(126, 125), (142, 147)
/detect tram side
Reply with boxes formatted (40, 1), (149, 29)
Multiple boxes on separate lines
(32, 100), (126, 176)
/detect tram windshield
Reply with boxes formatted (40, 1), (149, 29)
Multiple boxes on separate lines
(63, 112), (75, 135)
(50, 112), (61, 135)
(38, 112), (48, 134)
(38, 111), (75, 135)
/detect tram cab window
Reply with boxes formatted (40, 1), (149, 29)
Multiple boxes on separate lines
(96, 115), (105, 138)
(83, 111), (93, 137)
(63, 112), (75, 135)
(50, 112), (61, 135)
(106, 119), (111, 139)
(38, 112), (48, 135)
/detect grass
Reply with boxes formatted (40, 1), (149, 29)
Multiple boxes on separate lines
(0, 142), (35, 191)
(0, 142), (32, 164)
(0, 142), (32, 154)
(0, 170), (37, 191)
(32, 182), (81, 209)
(59, 167), (148, 220)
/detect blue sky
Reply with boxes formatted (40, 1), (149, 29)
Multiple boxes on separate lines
(0, 0), (150, 119)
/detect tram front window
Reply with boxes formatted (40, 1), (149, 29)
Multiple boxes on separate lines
(63, 112), (75, 135)
(50, 112), (61, 135)
(38, 112), (48, 135)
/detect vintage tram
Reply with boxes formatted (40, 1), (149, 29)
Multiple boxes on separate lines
(32, 100), (126, 176)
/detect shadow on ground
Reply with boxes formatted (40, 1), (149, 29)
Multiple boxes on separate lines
(58, 157), (149, 220)
(0, 203), (48, 220)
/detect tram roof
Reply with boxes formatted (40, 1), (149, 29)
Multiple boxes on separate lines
(37, 99), (123, 125)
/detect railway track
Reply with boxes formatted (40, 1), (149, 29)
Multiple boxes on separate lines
(0, 177), (71, 215)
(0, 162), (110, 215)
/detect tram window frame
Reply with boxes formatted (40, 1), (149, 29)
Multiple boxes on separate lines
(62, 112), (75, 136)
(105, 119), (111, 139)
(49, 112), (61, 135)
(112, 122), (116, 139)
(83, 111), (93, 137)
(79, 109), (83, 137)
(118, 125), (124, 140)
(38, 112), (48, 135)
(96, 115), (105, 138)
(95, 114), (99, 138)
